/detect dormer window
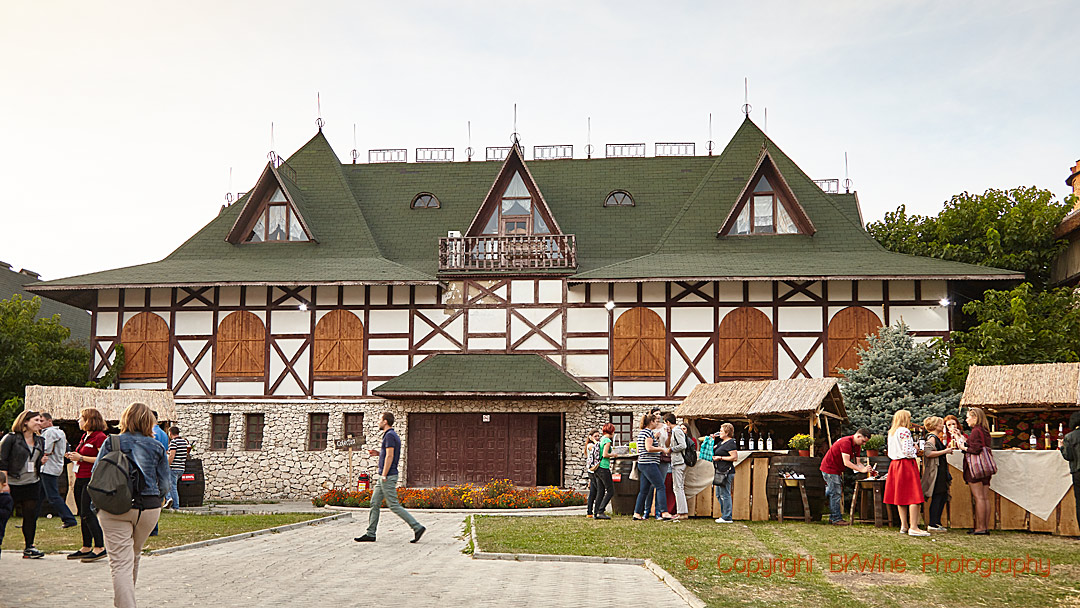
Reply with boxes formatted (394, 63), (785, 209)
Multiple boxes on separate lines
(246, 188), (309, 242)
(479, 171), (551, 235)
(411, 193), (440, 209)
(604, 190), (634, 207)
(720, 153), (814, 237)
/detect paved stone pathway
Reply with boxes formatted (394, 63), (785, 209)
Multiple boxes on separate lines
(5, 512), (687, 607)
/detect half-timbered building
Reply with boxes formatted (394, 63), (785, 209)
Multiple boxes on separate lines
(28, 117), (1020, 499)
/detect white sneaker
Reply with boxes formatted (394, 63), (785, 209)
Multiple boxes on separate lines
(908, 528), (931, 537)
(715, 518), (734, 523)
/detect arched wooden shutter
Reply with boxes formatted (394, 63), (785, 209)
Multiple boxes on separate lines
(216, 311), (265, 378)
(613, 307), (666, 378)
(827, 306), (882, 376)
(313, 309), (365, 378)
(119, 312), (169, 379)
(717, 307), (774, 378)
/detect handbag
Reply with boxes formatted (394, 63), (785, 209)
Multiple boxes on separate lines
(964, 446), (997, 480)
(629, 461), (639, 480)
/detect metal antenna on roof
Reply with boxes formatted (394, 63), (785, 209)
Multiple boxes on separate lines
(764, 108), (768, 134)
(225, 167), (233, 204)
(706, 113), (714, 156)
(585, 117), (593, 160)
(351, 124), (359, 164)
(742, 78), (752, 117)
(316, 92), (324, 131)
(466, 121), (473, 162)
(510, 103), (520, 148)
(843, 152), (852, 193)
(268, 122), (278, 167)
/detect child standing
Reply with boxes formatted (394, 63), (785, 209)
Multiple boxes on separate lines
(0, 471), (12, 559)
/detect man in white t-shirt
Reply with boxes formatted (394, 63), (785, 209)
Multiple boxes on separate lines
(39, 413), (77, 528)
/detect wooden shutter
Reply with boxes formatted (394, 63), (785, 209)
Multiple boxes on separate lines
(613, 307), (666, 378)
(119, 312), (169, 379)
(827, 306), (882, 376)
(717, 307), (774, 378)
(216, 311), (265, 378)
(313, 309), (365, 378)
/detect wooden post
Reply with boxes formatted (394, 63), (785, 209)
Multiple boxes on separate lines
(809, 415), (816, 457)
(347, 434), (354, 489)
(824, 411), (832, 447)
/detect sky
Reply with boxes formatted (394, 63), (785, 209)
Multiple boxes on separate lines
(1, 1), (1076, 281)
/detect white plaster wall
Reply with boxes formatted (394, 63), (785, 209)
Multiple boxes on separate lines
(367, 355), (409, 377)
(828, 280), (852, 301)
(467, 337), (505, 350)
(613, 283), (637, 302)
(671, 307), (713, 332)
(567, 337), (607, 350)
(857, 281), (883, 301)
(717, 282), (742, 302)
(567, 284), (587, 303)
(510, 280), (534, 303)
(99, 289), (119, 307)
(369, 338), (409, 351)
(216, 382), (264, 396)
(415, 285), (438, 305)
(891, 306), (949, 332)
(149, 288), (170, 307)
(921, 280), (947, 300)
(174, 311), (213, 335)
(313, 381), (365, 396)
(467, 309), (506, 333)
(777, 307), (822, 332)
(748, 281), (771, 301)
(369, 309), (410, 333)
(537, 280), (562, 303)
(97, 312), (118, 337)
(890, 280), (916, 300)
(642, 282), (666, 302)
(613, 381), (666, 397)
(567, 308), (607, 333)
(566, 354), (608, 377)
(342, 286), (366, 305)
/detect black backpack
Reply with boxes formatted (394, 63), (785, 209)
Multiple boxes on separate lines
(87, 436), (145, 515)
(681, 430), (698, 467)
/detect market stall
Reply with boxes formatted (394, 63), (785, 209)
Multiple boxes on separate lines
(24, 384), (177, 422)
(948, 363), (1079, 536)
(674, 377), (848, 520)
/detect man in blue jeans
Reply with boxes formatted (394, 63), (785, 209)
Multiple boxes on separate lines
(166, 426), (189, 510)
(39, 414), (77, 528)
(819, 428), (872, 525)
(354, 412), (425, 543)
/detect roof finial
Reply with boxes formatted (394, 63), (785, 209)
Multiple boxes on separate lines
(586, 117), (593, 160)
(268, 122), (278, 167)
(510, 103), (520, 149)
(843, 152), (852, 193)
(742, 78), (752, 117)
(706, 113), (714, 156)
(316, 92), (324, 131)
(764, 107), (768, 134)
(466, 121), (473, 162)
(351, 123), (358, 164)
(225, 167), (233, 204)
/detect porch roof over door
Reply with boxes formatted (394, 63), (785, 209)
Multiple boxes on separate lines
(372, 354), (591, 399)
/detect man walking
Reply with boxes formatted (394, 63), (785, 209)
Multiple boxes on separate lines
(166, 427), (189, 510)
(354, 412), (425, 544)
(819, 428), (872, 525)
(39, 413), (77, 528)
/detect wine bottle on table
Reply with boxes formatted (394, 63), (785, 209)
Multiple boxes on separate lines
(739, 432), (747, 450)
(1029, 431), (1038, 450)
(766, 432), (774, 451)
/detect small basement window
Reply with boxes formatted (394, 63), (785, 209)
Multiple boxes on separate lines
(411, 193), (440, 209)
(604, 190), (634, 207)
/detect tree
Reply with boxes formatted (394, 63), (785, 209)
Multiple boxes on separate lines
(840, 322), (959, 434)
(0, 295), (90, 430)
(867, 187), (1071, 288)
(945, 283), (1080, 390)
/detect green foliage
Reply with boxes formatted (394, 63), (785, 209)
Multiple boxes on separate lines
(787, 434), (813, 450)
(945, 283), (1080, 390)
(0, 295), (91, 430)
(863, 434), (886, 452)
(88, 343), (125, 389)
(867, 187), (1071, 288)
(839, 322), (959, 434)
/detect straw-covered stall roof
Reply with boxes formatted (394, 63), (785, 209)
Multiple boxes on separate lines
(24, 385), (177, 421)
(676, 377), (845, 421)
(960, 363), (1080, 409)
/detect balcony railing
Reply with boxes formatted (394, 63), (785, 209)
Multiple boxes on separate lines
(439, 234), (577, 272)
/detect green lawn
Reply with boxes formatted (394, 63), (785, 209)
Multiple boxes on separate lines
(23, 510), (326, 554)
(474, 516), (1080, 608)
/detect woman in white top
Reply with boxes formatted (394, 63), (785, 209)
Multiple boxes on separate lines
(883, 410), (929, 536)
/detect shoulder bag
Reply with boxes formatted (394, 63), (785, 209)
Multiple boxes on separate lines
(964, 446), (997, 480)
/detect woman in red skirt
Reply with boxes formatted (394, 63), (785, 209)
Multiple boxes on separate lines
(884, 410), (930, 536)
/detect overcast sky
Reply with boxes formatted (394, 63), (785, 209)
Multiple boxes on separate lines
(2, 1), (1075, 281)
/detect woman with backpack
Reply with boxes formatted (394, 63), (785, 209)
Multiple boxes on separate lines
(0, 410), (47, 558)
(92, 402), (172, 608)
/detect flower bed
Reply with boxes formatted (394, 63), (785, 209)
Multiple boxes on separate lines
(312, 479), (585, 509)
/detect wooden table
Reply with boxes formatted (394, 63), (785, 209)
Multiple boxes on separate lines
(777, 478), (811, 523)
(850, 478), (894, 527)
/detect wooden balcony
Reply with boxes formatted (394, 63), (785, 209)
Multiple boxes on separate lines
(438, 234), (577, 272)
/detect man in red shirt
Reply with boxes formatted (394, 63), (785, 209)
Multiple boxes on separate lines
(820, 428), (872, 526)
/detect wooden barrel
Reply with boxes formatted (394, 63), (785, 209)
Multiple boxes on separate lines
(178, 458), (205, 507)
(766, 455), (826, 521)
(609, 459), (639, 515)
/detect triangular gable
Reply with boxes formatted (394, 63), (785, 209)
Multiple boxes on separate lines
(225, 162), (317, 244)
(465, 144), (563, 236)
(718, 150), (815, 237)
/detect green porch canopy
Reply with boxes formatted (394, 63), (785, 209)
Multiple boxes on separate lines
(372, 354), (590, 398)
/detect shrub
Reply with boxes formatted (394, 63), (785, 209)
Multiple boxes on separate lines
(864, 434), (886, 452)
(312, 479), (586, 509)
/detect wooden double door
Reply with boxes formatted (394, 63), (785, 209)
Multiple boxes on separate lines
(406, 413), (552, 488)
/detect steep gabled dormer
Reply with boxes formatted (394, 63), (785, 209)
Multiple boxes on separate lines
(225, 162), (316, 244)
(465, 144), (562, 237)
(719, 150), (814, 237)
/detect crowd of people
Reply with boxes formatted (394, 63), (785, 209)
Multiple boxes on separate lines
(0, 404), (189, 608)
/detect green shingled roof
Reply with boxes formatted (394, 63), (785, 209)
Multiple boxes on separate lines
(1, 265), (91, 342)
(371, 354), (590, 397)
(27, 118), (1021, 302)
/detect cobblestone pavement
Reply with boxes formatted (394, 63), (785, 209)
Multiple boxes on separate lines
(4, 512), (687, 608)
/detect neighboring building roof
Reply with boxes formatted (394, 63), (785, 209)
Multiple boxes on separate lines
(0, 262), (90, 342)
(372, 354), (590, 398)
(674, 377), (846, 421)
(960, 363), (1080, 409)
(26, 118), (1021, 305)
(24, 385), (177, 421)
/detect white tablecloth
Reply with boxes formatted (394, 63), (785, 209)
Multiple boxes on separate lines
(682, 449), (789, 499)
(945, 450), (1073, 521)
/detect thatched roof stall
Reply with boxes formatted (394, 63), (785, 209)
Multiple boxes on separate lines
(675, 378), (847, 456)
(961, 363), (1080, 412)
(24, 385), (177, 422)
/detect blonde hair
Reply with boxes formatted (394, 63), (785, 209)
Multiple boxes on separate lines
(888, 410), (912, 436)
(967, 407), (990, 432)
(720, 423), (735, 438)
(11, 410), (40, 434)
(119, 402), (155, 437)
(922, 416), (944, 433)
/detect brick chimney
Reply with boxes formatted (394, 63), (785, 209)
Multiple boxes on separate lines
(18, 268), (40, 280)
(1070, 159), (1080, 210)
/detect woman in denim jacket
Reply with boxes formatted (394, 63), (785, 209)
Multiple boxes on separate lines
(92, 402), (171, 608)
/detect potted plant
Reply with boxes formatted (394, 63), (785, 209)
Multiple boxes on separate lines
(788, 434), (813, 457)
(864, 434), (886, 458)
